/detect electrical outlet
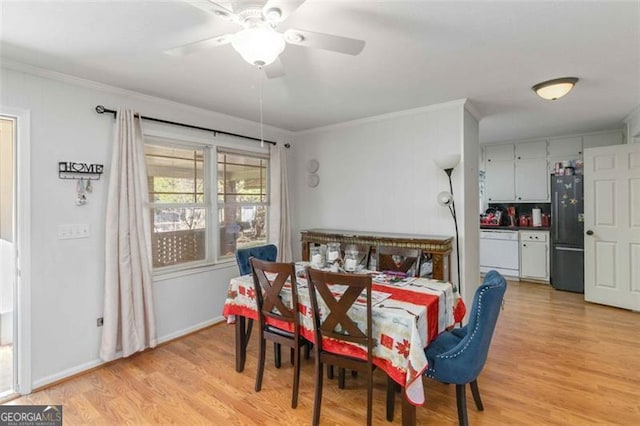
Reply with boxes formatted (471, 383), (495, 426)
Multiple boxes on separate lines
(97, 317), (103, 327)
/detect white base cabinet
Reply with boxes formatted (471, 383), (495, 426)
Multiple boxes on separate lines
(519, 231), (550, 282)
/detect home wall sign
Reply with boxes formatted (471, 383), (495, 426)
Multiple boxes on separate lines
(58, 161), (104, 206)
(58, 161), (104, 180)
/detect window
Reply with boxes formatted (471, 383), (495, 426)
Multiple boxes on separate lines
(217, 150), (269, 259)
(145, 143), (208, 269)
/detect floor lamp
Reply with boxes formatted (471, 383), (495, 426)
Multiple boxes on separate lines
(434, 154), (461, 295)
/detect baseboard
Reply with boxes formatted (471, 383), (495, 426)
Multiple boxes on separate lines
(32, 358), (108, 390)
(156, 316), (225, 344)
(480, 267), (520, 281)
(32, 315), (226, 390)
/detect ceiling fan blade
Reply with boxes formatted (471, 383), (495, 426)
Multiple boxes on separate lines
(263, 57), (285, 79)
(185, 0), (238, 21)
(164, 34), (233, 56)
(262, 0), (306, 24)
(284, 29), (365, 55)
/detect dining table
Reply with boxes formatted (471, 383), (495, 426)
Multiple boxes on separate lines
(222, 263), (460, 426)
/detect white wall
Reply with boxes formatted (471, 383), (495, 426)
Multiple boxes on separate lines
(0, 65), (292, 387)
(290, 100), (480, 305)
(461, 109), (480, 304)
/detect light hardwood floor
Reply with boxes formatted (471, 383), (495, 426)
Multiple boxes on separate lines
(6, 281), (640, 425)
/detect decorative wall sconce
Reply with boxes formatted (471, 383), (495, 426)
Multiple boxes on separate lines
(307, 158), (320, 188)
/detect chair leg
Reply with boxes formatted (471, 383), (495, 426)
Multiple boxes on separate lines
(291, 346), (300, 409)
(313, 360), (323, 426)
(351, 370), (358, 378)
(304, 342), (312, 360)
(274, 342), (281, 368)
(386, 375), (395, 421)
(470, 379), (484, 411)
(327, 364), (334, 379)
(338, 368), (346, 389)
(255, 335), (266, 392)
(455, 384), (469, 426)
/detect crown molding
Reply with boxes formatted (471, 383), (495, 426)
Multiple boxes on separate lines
(295, 98), (470, 136)
(1, 57), (294, 140)
(463, 100), (482, 122)
(624, 104), (640, 124)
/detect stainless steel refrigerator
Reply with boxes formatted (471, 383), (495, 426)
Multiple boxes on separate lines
(551, 175), (584, 292)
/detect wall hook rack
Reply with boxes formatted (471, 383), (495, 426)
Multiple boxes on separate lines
(58, 162), (104, 180)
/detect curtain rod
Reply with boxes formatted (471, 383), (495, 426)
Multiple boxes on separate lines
(95, 105), (290, 148)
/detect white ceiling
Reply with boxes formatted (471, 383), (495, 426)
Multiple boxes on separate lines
(1, 0), (639, 143)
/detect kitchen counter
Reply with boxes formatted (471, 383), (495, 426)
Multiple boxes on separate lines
(480, 225), (551, 231)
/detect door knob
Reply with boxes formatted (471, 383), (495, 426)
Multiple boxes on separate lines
(586, 230), (594, 236)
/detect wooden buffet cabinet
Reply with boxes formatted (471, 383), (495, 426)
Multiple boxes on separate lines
(300, 228), (453, 281)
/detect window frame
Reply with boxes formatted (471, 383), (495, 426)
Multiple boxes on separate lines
(145, 137), (213, 274)
(216, 147), (270, 262)
(142, 128), (271, 277)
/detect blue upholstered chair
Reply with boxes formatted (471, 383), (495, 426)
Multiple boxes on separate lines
(234, 244), (279, 364)
(235, 244), (278, 275)
(423, 270), (506, 426)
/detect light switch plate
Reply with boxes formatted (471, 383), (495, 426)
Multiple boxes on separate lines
(58, 224), (91, 239)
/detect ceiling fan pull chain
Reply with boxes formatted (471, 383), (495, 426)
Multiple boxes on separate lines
(259, 69), (264, 148)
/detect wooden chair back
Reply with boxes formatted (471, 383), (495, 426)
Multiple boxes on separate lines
(376, 245), (422, 276)
(250, 258), (299, 329)
(306, 268), (373, 356)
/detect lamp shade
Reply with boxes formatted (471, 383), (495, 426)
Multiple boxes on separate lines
(437, 191), (453, 207)
(433, 154), (461, 171)
(532, 77), (579, 101)
(232, 26), (286, 67)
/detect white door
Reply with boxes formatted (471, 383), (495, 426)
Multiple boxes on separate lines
(584, 143), (640, 310)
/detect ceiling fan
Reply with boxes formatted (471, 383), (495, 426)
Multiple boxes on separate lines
(165, 0), (366, 78)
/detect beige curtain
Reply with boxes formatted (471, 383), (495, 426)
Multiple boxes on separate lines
(100, 108), (156, 361)
(269, 144), (293, 262)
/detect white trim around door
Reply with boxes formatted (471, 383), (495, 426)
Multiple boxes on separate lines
(1, 106), (32, 394)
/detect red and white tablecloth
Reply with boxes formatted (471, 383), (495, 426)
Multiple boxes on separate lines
(223, 270), (457, 406)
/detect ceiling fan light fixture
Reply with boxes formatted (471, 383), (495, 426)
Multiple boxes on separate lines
(264, 7), (282, 23)
(532, 77), (579, 101)
(231, 25), (286, 67)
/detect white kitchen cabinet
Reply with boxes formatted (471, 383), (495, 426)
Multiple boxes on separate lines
(485, 144), (514, 161)
(519, 231), (549, 281)
(515, 158), (549, 201)
(485, 159), (515, 201)
(484, 141), (547, 202)
(548, 136), (582, 158)
(582, 131), (624, 149)
(515, 140), (547, 159)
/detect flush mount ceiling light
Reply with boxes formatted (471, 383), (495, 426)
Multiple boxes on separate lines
(532, 77), (579, 101)
(231, 24), (286, 67)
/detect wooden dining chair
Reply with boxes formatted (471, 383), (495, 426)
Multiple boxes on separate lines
(306, 268), (386, 426)
(250, 257), (306, 408)
(376, 245), (423, 277)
